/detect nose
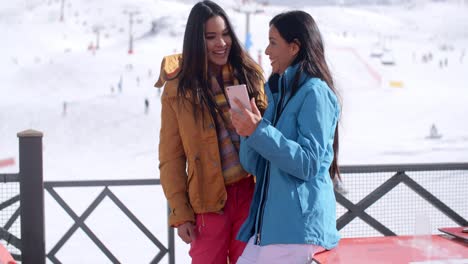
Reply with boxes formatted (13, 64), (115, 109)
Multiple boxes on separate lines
(265, 45), (270, 56)
(216, 37), (226, 47)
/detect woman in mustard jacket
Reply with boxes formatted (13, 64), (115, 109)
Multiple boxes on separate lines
(155, 1), (267, 263)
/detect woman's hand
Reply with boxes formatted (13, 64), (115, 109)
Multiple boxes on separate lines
(230, 98), (262, 137)
(177, 221), (196, 244)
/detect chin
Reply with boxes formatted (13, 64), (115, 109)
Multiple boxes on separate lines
(211, 58), (229, 66)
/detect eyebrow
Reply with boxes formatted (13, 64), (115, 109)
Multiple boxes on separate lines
(205, 29), (229, 35)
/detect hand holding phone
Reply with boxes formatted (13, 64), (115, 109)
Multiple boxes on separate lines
(226, 84), (251, 112)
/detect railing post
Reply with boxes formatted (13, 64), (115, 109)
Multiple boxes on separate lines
(167, 205), (175, 264)
(18, 130), (45, 264)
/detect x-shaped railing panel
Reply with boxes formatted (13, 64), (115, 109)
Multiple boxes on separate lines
(336, 170), (468, 236)
(45, 182), (169, 264)
(0, 173), (22, 261)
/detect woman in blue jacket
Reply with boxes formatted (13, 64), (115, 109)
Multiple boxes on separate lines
(231, 10), (341, 263)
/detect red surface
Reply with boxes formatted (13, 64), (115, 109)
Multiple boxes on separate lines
(439, 227), (468, 241)
(314, 235), (468, 264)
(0, 243), (16, 264)
(0, 158), (15, 168)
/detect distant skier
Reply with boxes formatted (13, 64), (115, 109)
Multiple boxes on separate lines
(427, 123), (442, 139)
(117, 75), (123, 93)
(144, 98), (149, 114)
(62, 101), (67, 116)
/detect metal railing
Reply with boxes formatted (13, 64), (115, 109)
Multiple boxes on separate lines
(1, 130), (467, 263)
(337, 164), (468, 237)
(1, 130), (175, 263)
(44, 179), (174, 264)
(0, 173), (21, 261)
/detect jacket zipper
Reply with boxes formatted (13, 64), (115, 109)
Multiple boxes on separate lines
(255, 164), (270, 245)
(254, 76), (285, 245)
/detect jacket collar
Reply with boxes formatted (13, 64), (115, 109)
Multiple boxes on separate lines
(280, 63), (308, 91)
(278, 63), (309, 97)
(281, 63), (300, 86)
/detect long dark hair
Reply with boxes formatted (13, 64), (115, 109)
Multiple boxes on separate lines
(270, 11), (341, 180)
(177, 0), (264, 122)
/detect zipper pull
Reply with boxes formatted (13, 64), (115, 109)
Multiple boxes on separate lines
(256, 233), (261, 244)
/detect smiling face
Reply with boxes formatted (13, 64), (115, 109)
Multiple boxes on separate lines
(265, 25), (299, 74)
(204, 15), (232, 69)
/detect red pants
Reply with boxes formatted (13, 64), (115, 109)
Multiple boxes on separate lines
(189, 176), (254, 264)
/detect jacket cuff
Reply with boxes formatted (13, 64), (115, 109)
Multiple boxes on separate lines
(246, 118), (271, 146)
(168, 202), (195, 227)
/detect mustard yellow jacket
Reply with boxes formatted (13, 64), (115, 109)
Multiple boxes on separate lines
(156, 54), (267, 226)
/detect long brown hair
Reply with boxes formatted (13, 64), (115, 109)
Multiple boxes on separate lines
(177, 0), (264, 122)
(270, 11), (341, 180)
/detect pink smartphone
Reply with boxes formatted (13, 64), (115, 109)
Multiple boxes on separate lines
(226, 84), (251, 112)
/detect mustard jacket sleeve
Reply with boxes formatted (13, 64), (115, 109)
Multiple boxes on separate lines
(159, 95), (195, 226)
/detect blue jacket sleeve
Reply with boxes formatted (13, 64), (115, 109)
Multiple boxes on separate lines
(239, 84), (275, 177)
(239, 136), (263, 176)
(244, 82), (338, 182)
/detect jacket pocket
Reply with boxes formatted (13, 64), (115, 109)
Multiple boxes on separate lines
(187, 155), (202, 206)
(187, 162), (195, 204)
(195, 155), (204, 205)
(295, 181), (313, 216)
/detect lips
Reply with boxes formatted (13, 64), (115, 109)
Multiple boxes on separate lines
(213, 49), (227, 56)
(269, 58), (276, 66)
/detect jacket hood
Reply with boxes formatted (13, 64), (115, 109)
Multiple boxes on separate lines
(154, 53), (182, 88)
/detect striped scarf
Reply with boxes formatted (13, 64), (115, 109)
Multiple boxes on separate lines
(210, 65), (249, 185)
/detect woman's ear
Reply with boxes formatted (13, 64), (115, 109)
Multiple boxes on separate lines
(290, 39), (301, 56)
